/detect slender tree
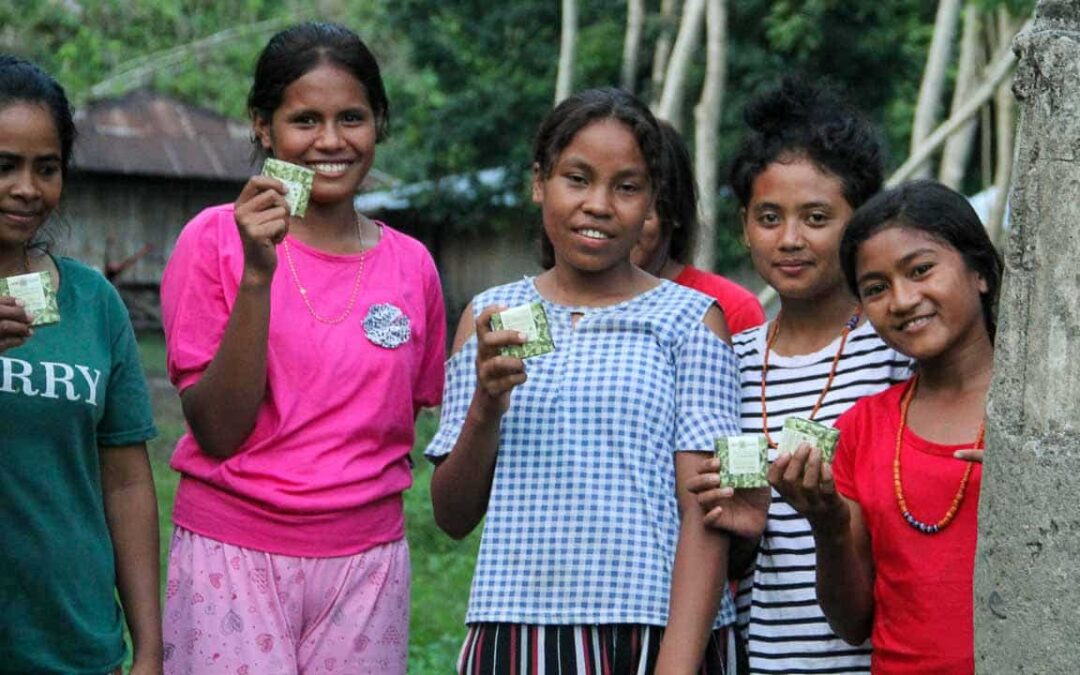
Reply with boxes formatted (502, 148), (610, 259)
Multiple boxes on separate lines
(938, 2), (983, 189)
(692, 0), (727, 271)
(621, 0), (646, 92)
(655, 0), (705, 128)
(555, 0), (578, 103)
(910, 0), (963, 178)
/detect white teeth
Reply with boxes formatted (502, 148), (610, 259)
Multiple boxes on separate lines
(310, 162), (349, 174)
(901, 316), (931, 331)
(579, 228), (611, 240)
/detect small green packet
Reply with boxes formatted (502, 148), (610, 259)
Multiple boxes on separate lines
(715, 435), (769, 488)
(262, 158), (315, 217)
(778, 417), (840, 463)
(489, 302), (555, 359)
(0, 271), (60, 326)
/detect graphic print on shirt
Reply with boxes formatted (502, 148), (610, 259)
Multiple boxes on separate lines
(0, 356), (102, 406)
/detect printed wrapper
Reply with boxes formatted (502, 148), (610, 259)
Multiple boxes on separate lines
(262, 158), (315, 217)
(490, 302), (555, 359)
(778, 417), (840, 463)
(0, 271), (59, 326)
(715, 435), (769, 488)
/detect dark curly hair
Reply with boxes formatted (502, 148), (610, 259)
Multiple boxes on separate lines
(729, 76), (883, 211)
(0, 54), (76, 176)
(535, 87), (663, 269)
(840, 180), (1003, 340)
(248, 22), (389, 152)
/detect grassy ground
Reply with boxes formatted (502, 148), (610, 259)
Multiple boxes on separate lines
(137, 333), (478, 673)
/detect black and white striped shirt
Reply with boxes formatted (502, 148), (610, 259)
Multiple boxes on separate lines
(733, 321), (911, 675)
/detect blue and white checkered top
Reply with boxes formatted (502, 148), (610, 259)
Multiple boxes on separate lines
(426, 277), (741, 627)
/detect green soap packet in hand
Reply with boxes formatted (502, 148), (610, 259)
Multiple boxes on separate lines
(262, 158), (315, 217)
(715, 435), (769, 488)
(490, 302), (555, 359)
(779, 417), (840, 463)
(0, 271), (59, 326)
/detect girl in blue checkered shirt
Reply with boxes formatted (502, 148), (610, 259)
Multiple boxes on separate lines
(426, 88), (767, 675)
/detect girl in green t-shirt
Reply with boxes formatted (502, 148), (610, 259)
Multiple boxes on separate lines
(0, 56), (162, 674)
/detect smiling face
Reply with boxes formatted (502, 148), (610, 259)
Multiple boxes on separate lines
(0, 102), (63, 253)
(254, 61), (377, 207)
(855, 225), (989, 363)
(743, 157), (853, 302)
(532, 119), (653, 274)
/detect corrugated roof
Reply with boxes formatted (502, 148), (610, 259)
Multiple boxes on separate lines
(71, 89), (393, 189)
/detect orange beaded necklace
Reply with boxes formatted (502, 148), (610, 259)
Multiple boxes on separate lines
(759, 308), (861, 448)
(894, 375), (983, 534)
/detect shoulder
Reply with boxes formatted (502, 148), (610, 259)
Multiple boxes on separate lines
(472, 277), (536, 315)
(837, 378), (911, 430)
(56, 256), (122, 305)
(56, 256), (132, 332)
(377, 224), (435, 263)
(172, 203), (238, 253)
(731, 323), (766, 359)
(678, 266), (757, 302)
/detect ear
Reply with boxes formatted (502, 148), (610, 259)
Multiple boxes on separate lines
(977, 272), (989, 294)
(531, 163), (544, 205)
(252, 114), (273, 154)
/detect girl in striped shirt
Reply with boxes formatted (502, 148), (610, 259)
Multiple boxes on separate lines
(688, 78), (910, 674)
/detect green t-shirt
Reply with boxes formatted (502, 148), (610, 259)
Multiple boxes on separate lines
(0, 256), (156, 674)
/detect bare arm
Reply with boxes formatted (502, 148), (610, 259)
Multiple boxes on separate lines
(179, 177), (287, 459)
(430, 303), (526, 539)
(769, 445), (875, 644)
(655, 452), (732, 675)
(100, 443), (162, 674)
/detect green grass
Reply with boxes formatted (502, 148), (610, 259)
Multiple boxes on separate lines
(137, 334), (478, 673)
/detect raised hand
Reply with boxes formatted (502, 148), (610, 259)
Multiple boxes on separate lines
(472, 305), (528, 418)
(686, 459), (770, 538)
(768, 442), (849, 532)
(233, 175), (289, 284)
(0, 296), (32, 353)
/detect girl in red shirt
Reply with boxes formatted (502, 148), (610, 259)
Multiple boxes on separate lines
(770, 180), (1002, 674)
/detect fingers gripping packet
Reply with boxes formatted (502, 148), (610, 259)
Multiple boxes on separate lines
(0, 271), (60, 326)
(715, 435), (769, 488)
(262, 158), (315, 217)
(778, 417), (841, 463)
(490, 302), (555, 359)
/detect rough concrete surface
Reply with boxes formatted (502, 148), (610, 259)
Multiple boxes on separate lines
(975, 1), (1080, 672)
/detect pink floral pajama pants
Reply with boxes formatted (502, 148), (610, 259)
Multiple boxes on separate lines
(162, 527), (409, 675)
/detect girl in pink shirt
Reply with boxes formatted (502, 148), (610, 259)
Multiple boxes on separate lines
(160, 22), (445, 675)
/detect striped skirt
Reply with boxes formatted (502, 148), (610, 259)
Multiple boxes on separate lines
(457, 623), (728, 675)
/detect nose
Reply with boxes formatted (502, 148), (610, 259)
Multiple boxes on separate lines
(10, 167), (41, 201)
(315, 122), (345, 151)
(889, 277), (920, 314)
(582, 185), (613, 218)
(777, 217), (805, 250)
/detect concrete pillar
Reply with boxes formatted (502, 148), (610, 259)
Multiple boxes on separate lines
(975, 2), (1080, 672)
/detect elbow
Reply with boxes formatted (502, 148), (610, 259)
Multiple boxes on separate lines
(833, 620), (872, 647)
(187, 425), (242, 460)
(434, 514), (475, 541)
(431, 495), (477, 540)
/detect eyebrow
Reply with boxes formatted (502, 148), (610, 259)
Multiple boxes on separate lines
(856, 247), (939, 285)
(0, 151), (61, 162)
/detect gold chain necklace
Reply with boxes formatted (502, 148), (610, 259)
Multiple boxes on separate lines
(282, 213), (368, 325)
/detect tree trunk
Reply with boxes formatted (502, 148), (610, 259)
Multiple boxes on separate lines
(975, 3), (1080, 673)
(692, 0), (727, 272)
(655, 0), (706, 128)
(910, 0), (963, 179)
(622, 0), (646, 92)
(650, 0), (680, 107)
(887, 26), (1025, 187)
(555, 0), (578, 104)
(938, 3), (983, 189)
